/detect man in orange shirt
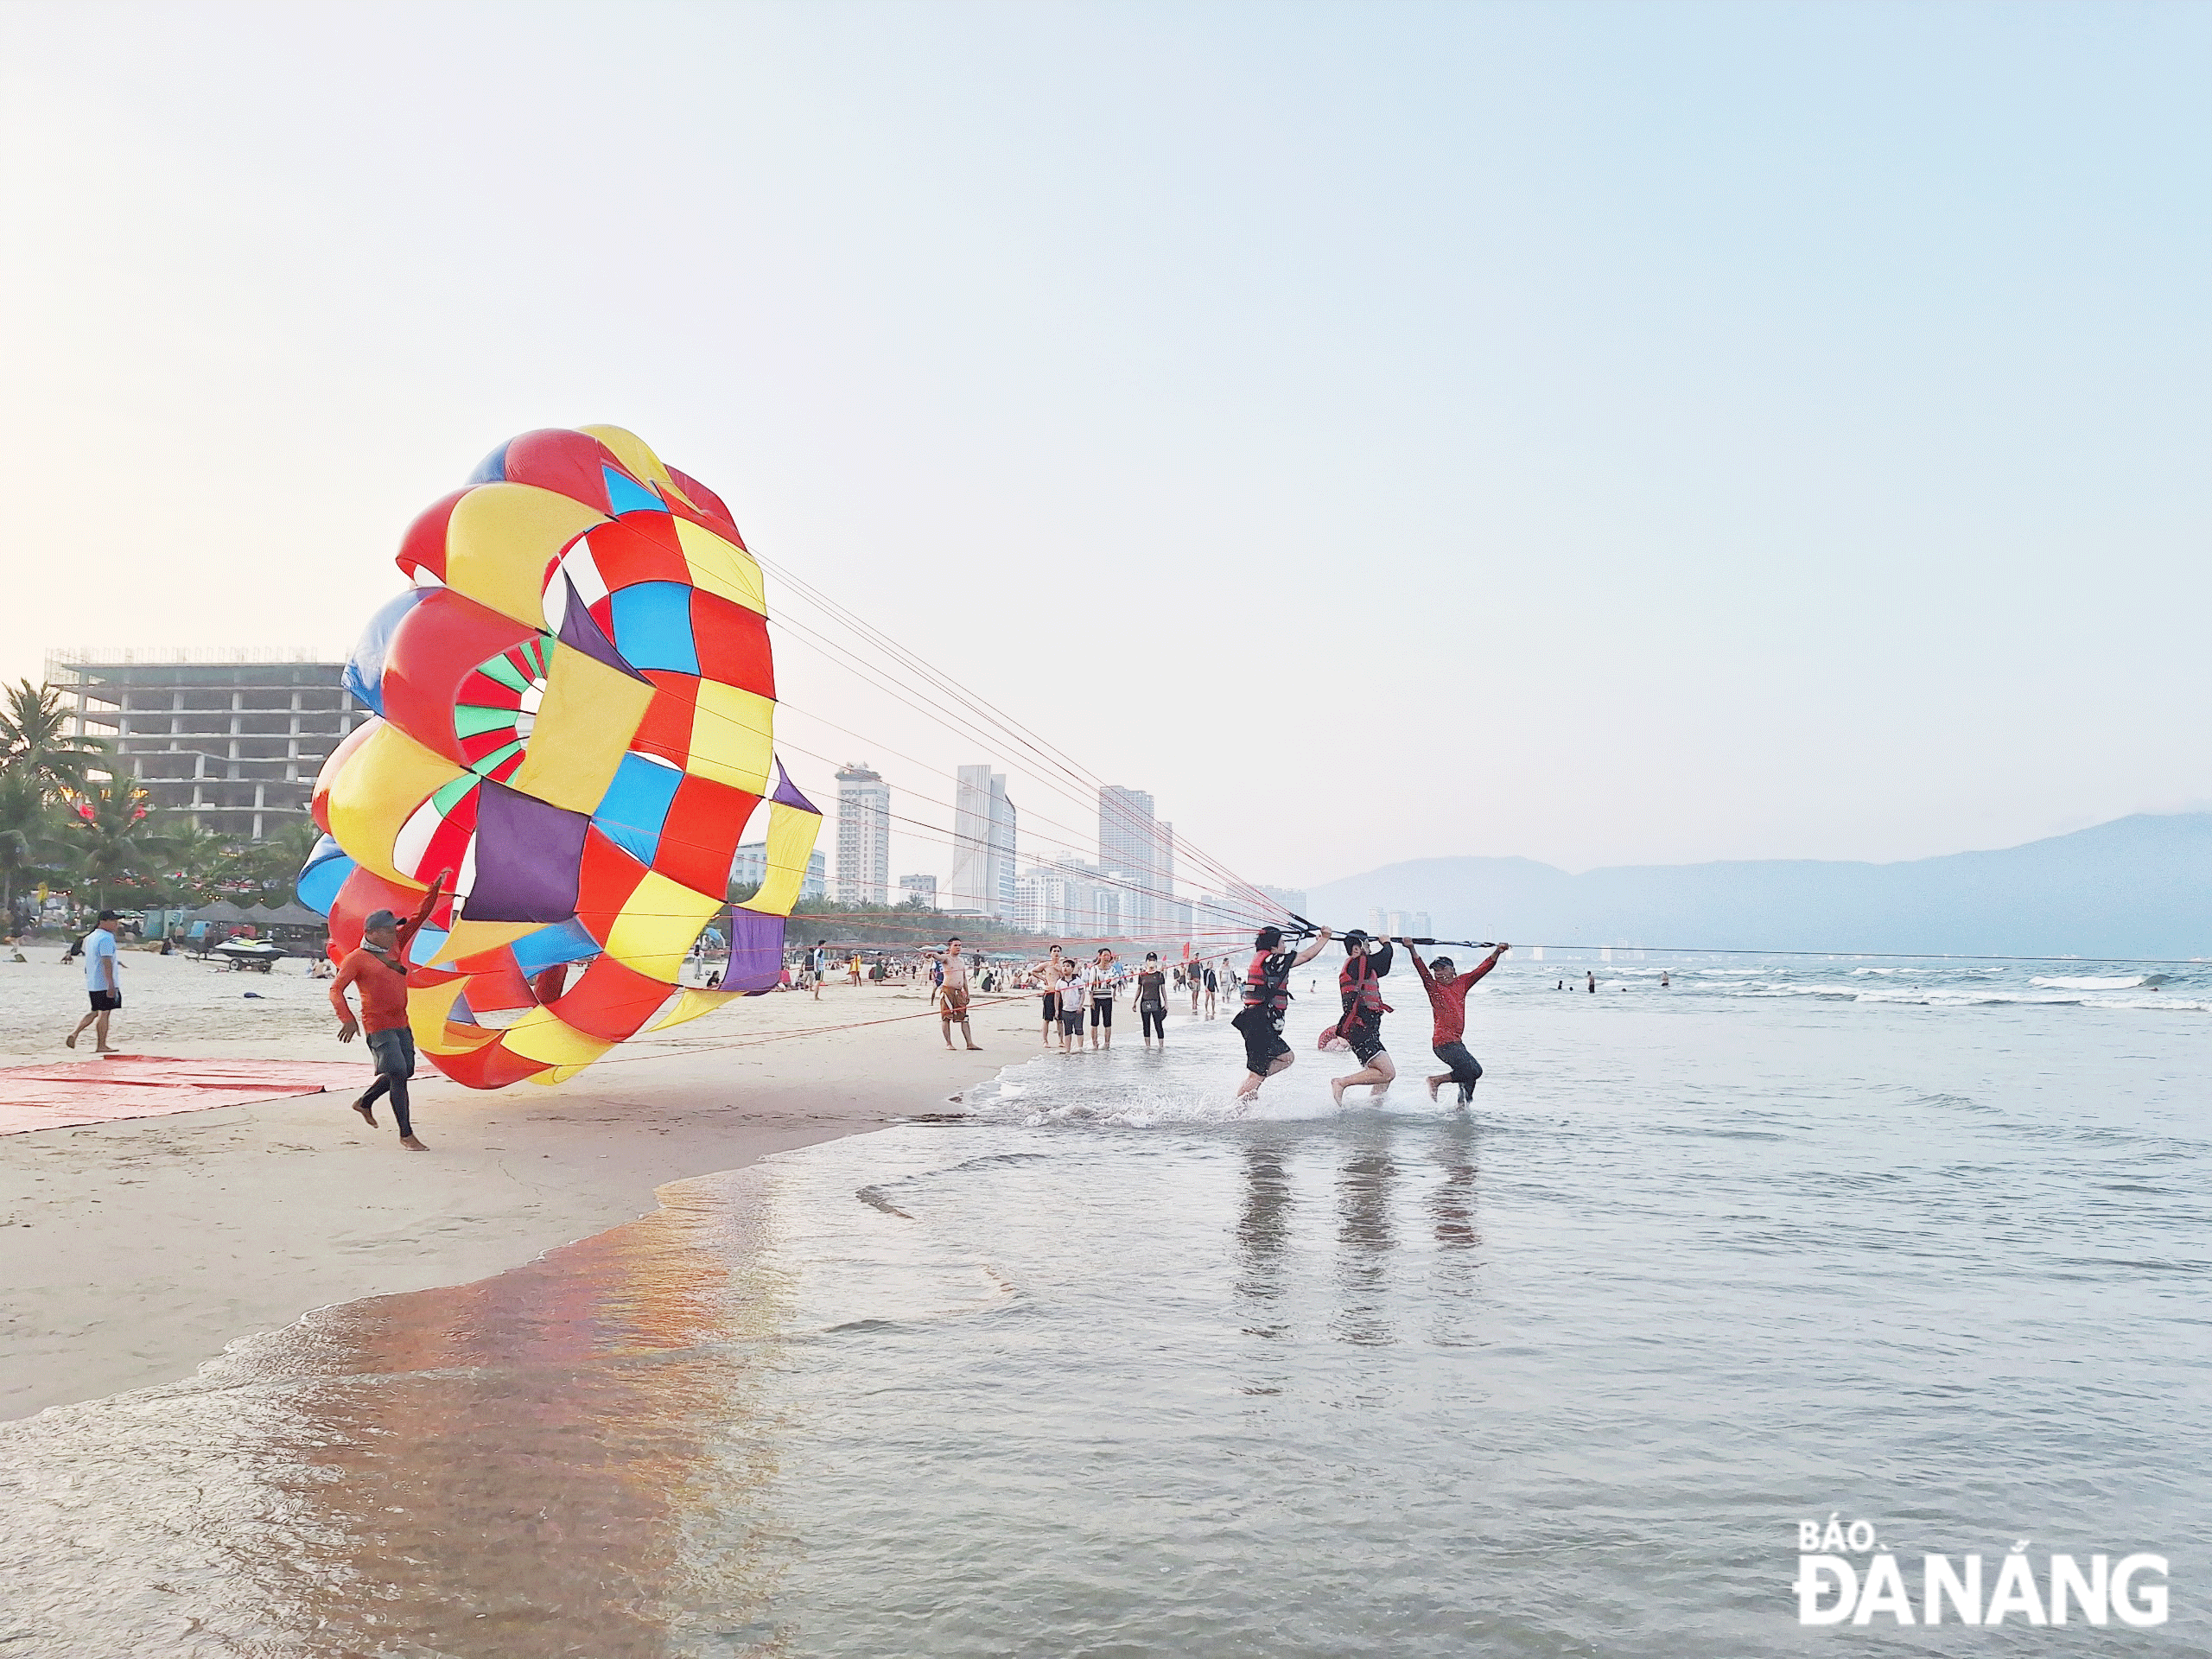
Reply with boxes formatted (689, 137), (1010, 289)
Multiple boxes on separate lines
(329, 874), (446, 1150)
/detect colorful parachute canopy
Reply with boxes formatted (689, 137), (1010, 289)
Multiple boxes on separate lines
(301, 426), (822, 1089)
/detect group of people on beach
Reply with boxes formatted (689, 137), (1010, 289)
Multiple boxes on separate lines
(912, 939), (1240, 1055)
(1230, 925), (1509, 1108)
(318, 903), (1508, 1149)
(913, 925), (1510, 1110)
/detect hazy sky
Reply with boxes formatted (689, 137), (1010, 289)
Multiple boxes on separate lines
(3, 0), (2204, 893)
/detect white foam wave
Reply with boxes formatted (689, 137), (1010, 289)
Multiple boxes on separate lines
(2029, 975), (2145, 990)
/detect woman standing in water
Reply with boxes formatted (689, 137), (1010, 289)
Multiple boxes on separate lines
(1136, 953), (1169, 1046)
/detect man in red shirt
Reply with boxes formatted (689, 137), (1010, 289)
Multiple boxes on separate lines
(1402, 938), (1509, 1105)
(330, 874), (445, 1149)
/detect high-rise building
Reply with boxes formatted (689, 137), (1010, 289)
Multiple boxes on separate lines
(1194, 883), (1307, 946)
(1158, 818), (1178, 936)
(988, 776), (1017, 918)
(898, 873), (938, 908)
(733, 842), (828, 900)
(835, 763), (890, 905)
(48, 652), (368, 842)
(1368, 908), (1432, 938)
(1098, 784), (1159, 930)
(949, 765), (1014, 917)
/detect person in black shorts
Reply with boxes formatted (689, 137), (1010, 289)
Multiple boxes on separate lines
(1037, 944), (1065, 1046)
(1058, 960), (1087, 1052)
(1326, 930), (1397, 1106)
(1089, 947), (1117, 1048)
(1233, 924), (1333, 1101)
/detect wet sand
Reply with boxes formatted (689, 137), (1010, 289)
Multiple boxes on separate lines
(0, 949), (1029, 1420)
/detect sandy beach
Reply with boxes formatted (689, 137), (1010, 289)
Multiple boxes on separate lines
(0, 947), (1026, 1421)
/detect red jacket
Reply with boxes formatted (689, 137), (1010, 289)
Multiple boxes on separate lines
(1409, 951), (1497, 1045)
(330, 888), (439, 1034)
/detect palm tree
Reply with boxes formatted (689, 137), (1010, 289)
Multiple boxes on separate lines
(0, 771), (67, 935)
(60, 774), (175, 912)
(151, 817), (235, 908)
(0, 680), (109, 794)
(229, 817), (324, 906)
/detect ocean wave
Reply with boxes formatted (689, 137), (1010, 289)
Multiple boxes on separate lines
(2029, 975), (2145, 990)
(1699, 984), (2212, 1014)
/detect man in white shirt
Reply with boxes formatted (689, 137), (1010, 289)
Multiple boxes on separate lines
(65, 909), (124, 1053)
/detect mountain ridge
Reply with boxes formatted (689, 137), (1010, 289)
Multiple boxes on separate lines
(1305, 813), (2212, 958)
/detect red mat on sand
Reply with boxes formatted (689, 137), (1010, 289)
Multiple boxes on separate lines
(0, 1057), (372, 1135)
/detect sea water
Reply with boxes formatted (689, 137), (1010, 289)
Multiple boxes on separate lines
(1, 957), (2207, 1656)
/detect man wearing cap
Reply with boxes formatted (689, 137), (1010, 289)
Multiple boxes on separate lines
(329, 874), (447, 1149)
(63, 909), (125, 1053)
(1325, 930), (1397, 1106)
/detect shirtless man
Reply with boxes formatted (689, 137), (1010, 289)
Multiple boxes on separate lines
(932, 937), (982, 1051)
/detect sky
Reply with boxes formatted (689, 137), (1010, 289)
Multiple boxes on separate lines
(1, 0), (2204, 893)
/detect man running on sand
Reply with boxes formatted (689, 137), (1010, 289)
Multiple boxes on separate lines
(1233, 924), (1333, 1100)
(1402, 938), (1509, 1105)
(331, 874), (447, 1150)
(932, 937), (982, 1051)
(64, 909), (125, 1052)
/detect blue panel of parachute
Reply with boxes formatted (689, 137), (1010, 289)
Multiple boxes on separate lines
(296, 833), (356, 918)
(343, 588), (429, 717)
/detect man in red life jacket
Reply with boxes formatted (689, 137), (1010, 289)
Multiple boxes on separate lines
(1326, 929), (1398, 1106)
(1233, 923), (1333, 1101)
(1403, 938), (1509, 1105)
(330, 873), (447, 1149)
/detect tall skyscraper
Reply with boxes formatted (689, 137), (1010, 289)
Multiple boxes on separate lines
(988, 777), (1017, 918)
(835, 763), (890, 905)
(1098, 784), (1158, 931)
(949, 765), (1014, 916)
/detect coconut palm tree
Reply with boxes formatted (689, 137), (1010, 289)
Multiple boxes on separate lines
(151, 817), (236, 908)
(0, 680), (109, 794)
(0, 771), (67, 935)
(60, 774), (175, 913)
(227, 817), (324, 907)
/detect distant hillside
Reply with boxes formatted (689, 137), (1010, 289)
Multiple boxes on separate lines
(1306, 813), (2212, 958)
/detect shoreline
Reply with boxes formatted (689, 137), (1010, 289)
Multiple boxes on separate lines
(0, 956), (1035, 1420)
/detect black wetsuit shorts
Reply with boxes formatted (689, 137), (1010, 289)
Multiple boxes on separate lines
(1341, 1014), (1386, 1065)
(1433, 1040), (1482, 1087)
(1234, 1005), (1290, 1071)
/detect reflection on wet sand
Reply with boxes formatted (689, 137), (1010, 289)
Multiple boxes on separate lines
(1332, 1135), (1398, 1349)
(0, 1166), (803, 1659)
(1232, 1143), (1295, 1398)
(1425, 1116), (1484, 1347)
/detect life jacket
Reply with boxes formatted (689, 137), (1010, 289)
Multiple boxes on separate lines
(1243, 950), (1294, 1014)
(1339, 949), (1394, 1020)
